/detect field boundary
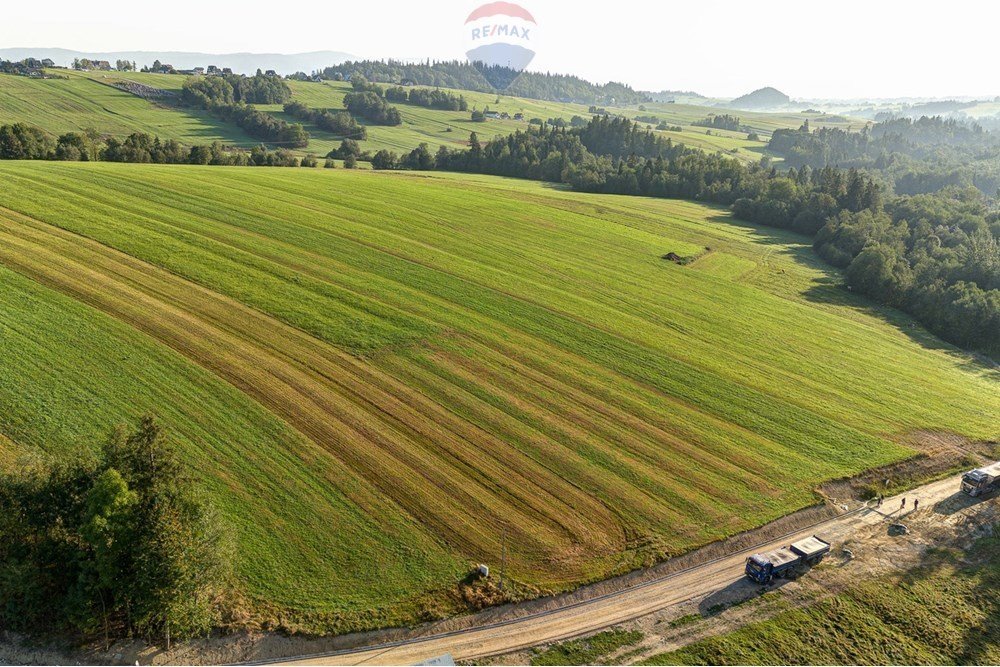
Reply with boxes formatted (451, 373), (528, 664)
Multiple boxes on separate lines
(248, 499), (864, 664)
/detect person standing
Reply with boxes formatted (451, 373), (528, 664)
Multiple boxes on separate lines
(914, 498), (919, 512)
(901, 497), (906, 510)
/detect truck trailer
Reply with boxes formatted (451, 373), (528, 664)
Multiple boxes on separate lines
(961, 461), (1000, 497)
(744, 535), (830, 584)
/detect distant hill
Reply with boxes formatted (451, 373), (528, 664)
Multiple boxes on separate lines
(321, 60), (649, 105)
(726, 86), (791, 109)
(0, 48), (353, 75)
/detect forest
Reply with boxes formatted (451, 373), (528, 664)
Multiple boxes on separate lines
(320, 59), (648, 105)
(768, 116), (1000, 196)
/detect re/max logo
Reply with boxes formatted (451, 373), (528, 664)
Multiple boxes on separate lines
(471, 24), (531, 40)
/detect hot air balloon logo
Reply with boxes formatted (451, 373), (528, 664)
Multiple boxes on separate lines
(464, 2), (537, 90)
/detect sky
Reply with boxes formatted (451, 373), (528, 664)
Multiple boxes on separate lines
(2, 0), (998, 100)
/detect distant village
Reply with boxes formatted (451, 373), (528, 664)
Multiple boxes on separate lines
(0, 55), (260, 79)
(0, 57), (59, 77)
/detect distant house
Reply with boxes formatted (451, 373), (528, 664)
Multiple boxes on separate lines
(41, 59), (55, 68)
(265, 69), (277, 77)
(93, 60), (112, 71)
(484, 111), (501, 119)
(513, 112), (524, 121)
(222, 67), (233, 75)
(207, 65), (220, 75)
(193, 66), (205, 75)
(499, 111), (511, 120)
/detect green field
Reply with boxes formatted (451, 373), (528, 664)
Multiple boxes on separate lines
(0, 162), (996, 631)
(0, 71), (259, 146)
(0, 70), (857, 161)
(641, 538), (1000, 665)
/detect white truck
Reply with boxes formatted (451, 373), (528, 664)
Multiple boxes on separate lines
(961, 461), (1000, 497)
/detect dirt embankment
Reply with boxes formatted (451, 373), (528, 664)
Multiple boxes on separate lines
(489, 481), (1000, 666)
(820, 430), (997, 503)
(0, 500), (847, 665)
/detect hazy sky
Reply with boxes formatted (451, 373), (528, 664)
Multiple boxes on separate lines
(3, 0), (998, 99)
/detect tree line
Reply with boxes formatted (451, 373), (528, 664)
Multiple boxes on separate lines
(0, 417), (231, 644)
(319, 60), (648, 105)
(0, 122), (309, 167)
(692, 114), (749, 133)
(385, 85), (468, 111)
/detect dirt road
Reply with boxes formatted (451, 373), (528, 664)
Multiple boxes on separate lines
(275, 474), (966, 665)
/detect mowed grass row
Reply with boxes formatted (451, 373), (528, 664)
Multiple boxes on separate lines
(0, 162), (996, 624)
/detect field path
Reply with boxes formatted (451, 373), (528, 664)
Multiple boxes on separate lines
(274, 474), (966, 665)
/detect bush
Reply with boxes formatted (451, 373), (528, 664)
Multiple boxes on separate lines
(371, 149), (399, 170)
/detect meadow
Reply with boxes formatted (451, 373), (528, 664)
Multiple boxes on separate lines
(0, 162), (995, 630)
(641, 538), (1000, 665)
(0, 71), (258, 145)
(1, 70), (857, 160)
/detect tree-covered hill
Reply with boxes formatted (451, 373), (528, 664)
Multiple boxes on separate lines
(319, 60), (649, 105)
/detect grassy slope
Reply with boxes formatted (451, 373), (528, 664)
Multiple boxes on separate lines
(0, 71), (259, 146)
(641, 539), (1000, 665)
(8, 70), (855, 160)
(263, 80), (782, 160)
(0, 260), (460, 626)
(0, 162), (995, 628)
